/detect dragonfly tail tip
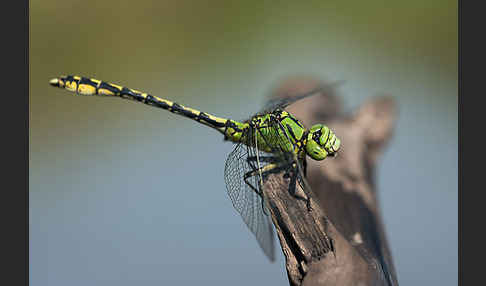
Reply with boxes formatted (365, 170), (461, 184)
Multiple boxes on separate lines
(49, 78), (60, 87)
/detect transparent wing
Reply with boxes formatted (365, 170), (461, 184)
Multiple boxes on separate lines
(224, 137), (275, 261)
(260, 80), (345, 114)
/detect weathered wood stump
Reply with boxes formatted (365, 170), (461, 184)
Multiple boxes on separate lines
(263, 77), (398, 286)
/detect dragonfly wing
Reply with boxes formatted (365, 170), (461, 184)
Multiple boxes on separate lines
(224, 140), (275, 261)
(260, 80), (345, 114)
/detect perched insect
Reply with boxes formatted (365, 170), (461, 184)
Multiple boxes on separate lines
(49, 75), (341, 261)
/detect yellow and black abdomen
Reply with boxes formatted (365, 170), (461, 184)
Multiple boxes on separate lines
(49, 75), (241, 136)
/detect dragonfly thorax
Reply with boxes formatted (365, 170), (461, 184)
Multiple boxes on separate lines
(245, 110), (306, 154)
(243, 110), (340, 162)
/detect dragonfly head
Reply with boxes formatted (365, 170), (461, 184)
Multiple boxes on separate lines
(305, 124), (341, 161)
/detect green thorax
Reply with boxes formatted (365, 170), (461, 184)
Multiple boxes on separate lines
(224, 109), (307, 156)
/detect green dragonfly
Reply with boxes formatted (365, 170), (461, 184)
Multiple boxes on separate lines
(49, 75), (341, 261)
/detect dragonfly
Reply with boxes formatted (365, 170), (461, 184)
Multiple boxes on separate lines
(49, 75), (341, 261)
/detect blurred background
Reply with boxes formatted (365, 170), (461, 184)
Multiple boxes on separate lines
(30, 1), (457, 285)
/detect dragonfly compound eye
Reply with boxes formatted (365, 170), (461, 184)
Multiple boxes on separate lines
(321, 128), (340, 156)
(305, 124), (328, 161)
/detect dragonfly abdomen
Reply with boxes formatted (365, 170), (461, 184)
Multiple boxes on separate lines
(50, 75), (236, 134)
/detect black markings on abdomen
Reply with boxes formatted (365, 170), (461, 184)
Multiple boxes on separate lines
(121, 87), (145, 102)
(198, 112), (226, 128)
(98, 82), (121, 95)
(65, 75), (77, 84)
(79, 77), (97, 87)
(145, 95), (171, 109)
(145, 97), (225, 128)
(171, 103), (198, 119)
(225, 120), (242, 132)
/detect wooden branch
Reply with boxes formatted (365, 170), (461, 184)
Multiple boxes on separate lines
(263, 77), (399, 286)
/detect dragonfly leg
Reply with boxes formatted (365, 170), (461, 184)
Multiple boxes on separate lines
(243, 163), (287, 195)
(247, 154), (311, 208)
(302, 157), (308, 177)
(243, 163), (286, 216)
(246, 156), (278, 163)
(288, 171), (297, 196)
(293, 161), (313, 211)
(245, 156), (279, 180)
(285, 168), (313, 208)
(243, 176), (269, 216)
(243, 170), (262, 195)
(273, 120), (314, 211)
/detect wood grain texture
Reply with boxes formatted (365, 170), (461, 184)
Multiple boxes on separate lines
(263, 77), (398, 286)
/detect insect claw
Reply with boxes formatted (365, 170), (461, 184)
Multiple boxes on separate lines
(306, 197), (313, 211)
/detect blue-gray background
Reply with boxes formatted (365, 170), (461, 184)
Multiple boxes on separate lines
(30, 1), (457, 285)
